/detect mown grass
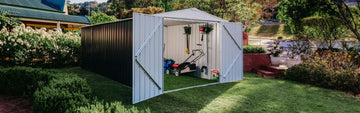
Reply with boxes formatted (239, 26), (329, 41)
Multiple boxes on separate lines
(164, 74), (217, 91)
(249, 24), (293, 39)
(51, 67), (360, 113)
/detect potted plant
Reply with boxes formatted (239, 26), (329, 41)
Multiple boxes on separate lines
(268, 36), (284, 65)
(199, 24), (213, 41)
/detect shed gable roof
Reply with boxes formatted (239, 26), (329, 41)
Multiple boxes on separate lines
(153, 8), (227, 22)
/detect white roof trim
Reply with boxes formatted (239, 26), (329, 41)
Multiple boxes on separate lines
(153, 8), (227, 22)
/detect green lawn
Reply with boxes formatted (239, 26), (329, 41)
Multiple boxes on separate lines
(51, 67), (360, 113)
(164, 74), (217, 91)
(248, 24), (293, 39)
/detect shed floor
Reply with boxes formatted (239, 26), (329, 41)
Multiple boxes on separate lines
(164, 74), (217, 91)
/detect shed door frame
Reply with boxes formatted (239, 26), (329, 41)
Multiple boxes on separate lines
(220, 22), (243, 83)
(133, 13), (164, 104)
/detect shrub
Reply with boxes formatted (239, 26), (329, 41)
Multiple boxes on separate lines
(0, 24), (80, 68)
(0, 67), (91, 113)
(284, 54), (360, 94)
(243, 46), (266, 53)
(0, 12), (22, 30)
(0, 67), (54, 96)
(76, 101), (150, 113)
(33, 74), (91, 113)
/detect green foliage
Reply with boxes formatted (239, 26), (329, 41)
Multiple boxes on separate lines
(284, 52), (360, 94)
(267, 37), (283, 57)
(300, 16), (349, 47)
(0, 24), (80, 67)
(0, 67), (53, 96)
(89, 10), (117, 24)
(199, 24), (213, 34)
(0, 12), (22, 30)
(0, 67), (91, 113)
(277, 0), (336, 34)
(114, 6), (165, 19)
(243, 46), (266, 53)
(33, 73), (91, 113)
(76, 101), (150, 113)
(175, 0), (261, 28)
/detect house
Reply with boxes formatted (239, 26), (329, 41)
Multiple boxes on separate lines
(345, 0), (358, 7)
(0, 0), (90, 31)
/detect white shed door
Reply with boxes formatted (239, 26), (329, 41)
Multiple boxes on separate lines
(220, 22), (243, 83)
(133, 13), (164, 104)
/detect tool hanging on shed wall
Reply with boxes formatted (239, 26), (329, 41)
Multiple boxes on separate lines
(199, 24), (213, 41)
(184, 26), (191, 54)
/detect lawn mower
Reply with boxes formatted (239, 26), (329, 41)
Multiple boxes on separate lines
(171, 44), (205, 76)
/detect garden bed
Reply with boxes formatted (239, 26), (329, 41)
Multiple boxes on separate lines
(0, 95), (32, 113)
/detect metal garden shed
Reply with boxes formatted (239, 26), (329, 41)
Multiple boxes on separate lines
(81, 8), (243, 104)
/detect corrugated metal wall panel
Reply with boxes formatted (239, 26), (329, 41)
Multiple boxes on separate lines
(220, 22), (243, 83)
(81, 19), (133, 86)
(163, 23), (219, 79)
(133, 13), (164, 104)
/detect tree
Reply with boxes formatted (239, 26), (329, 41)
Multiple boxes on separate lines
(301, 16), (348, 48)
(107, 0), (126, 15)
(88, 10), (117, 24)
(175, 0), (260, 29)
(156, 0), (179, 11)
(277, 0), (336, 34)
(114, 6), (165, 19)
(330, 0), (360, 41)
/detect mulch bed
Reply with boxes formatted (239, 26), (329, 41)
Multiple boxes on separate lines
(0, 95), (32, 113)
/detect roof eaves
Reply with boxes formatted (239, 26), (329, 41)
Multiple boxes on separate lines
(18, 16), (91, 24)
(0, 3), (64, 13)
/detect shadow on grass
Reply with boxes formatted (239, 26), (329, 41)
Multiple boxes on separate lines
(223, 74), (360, 113)
(51, 67), (235, 112)
(256, 25), (280, 37)
(139, 82), (237, 113)
(49, 68), (360, 113)
(164, 74), (217, 91)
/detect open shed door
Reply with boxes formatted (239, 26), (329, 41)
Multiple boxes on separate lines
(220, 22), (243, 83)
(133, 13), (164, 104)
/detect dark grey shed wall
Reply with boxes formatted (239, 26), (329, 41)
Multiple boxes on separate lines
(81, 19), (133, 86)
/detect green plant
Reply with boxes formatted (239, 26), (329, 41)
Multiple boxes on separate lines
(0, 12), (22, 30)
(89, 10), (117, 24)
(200, 24), (213, 34)
(76, 101), (150, 113)
(0, 24), (81, 67)
(243, 46), (266, 53)
(0, 67), (54, 96)
(267, 37), (283, 57)
(0, 67), (92, 113)
(33, 74), (91, 113)
(284, 52), (360, 95)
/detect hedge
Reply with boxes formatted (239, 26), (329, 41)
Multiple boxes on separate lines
(283, 64), (360, 95)
(0, 67), (149, 113)
(0, 67), (90, 113)
(243, 46), (266, 53)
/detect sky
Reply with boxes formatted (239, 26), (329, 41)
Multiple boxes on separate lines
(68, 0), (107, 4)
